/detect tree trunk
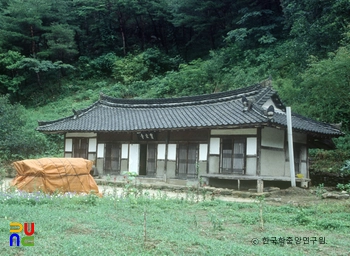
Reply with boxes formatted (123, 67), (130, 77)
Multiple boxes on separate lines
(118, 10), (126, 56)
(36, 72), (42, 88)
(30, 25), (36, 57)
(135, 16), (145, 51)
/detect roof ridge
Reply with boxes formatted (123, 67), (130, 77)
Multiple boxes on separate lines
(254, 86), (275, 106)
(37, 101), (100, 127)
(100, 83), (263, 107)
(37, 85), (264, 126)
(288, 112), (344, 133)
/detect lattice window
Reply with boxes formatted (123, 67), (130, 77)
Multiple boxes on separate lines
(72, 138), (88, 159)
(221, 138), (245, 174)
(104, 143), (121, 175)
(177, 144), (198, 179)
(147, 144), (157, 176)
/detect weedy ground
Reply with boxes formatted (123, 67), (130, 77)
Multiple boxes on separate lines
(0, 184), (349, 256)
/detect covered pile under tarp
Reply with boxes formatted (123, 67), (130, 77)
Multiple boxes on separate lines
(12, 158), (101, 196)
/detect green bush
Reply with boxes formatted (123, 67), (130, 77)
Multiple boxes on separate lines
(113, 48), (181, 85)
(310, 148), (350, 174)
(315, 219), (345, 230)
(77, 53), (118, 79)
(241, 213), (259, 225)
(294, 208), (312, 225)
(340, 160), (350, 175)
(0, 95), (50, 162)
(336, 183), (350, 193)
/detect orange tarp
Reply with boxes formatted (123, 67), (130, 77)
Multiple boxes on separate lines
(12, 158), (101, 196)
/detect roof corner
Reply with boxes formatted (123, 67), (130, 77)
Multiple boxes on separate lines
(259, 76), (273, 88)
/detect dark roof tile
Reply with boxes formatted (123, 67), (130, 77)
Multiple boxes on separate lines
(37, 84), (343, 137)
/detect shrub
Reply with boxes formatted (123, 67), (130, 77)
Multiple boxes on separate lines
(241, 213), (259, 225)
(113, 48), (181, 85)
(310, 149), (350, 174)
(294, 208), (312, 225)
(340, 160), (350, 175)
(316, 219), (345, 230)
(77, 53), (118, 79)
(0, 95), (49, 162)
(336, 183), (350, 193)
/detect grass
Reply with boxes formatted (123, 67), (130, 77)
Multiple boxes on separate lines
(0, 188), (350, 256)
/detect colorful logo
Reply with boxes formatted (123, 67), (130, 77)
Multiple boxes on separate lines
(9, 222), (35, 246)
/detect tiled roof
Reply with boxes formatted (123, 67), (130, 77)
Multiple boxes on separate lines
(37, 84), (343, 137)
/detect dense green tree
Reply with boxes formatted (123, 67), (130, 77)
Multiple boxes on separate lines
(169, 0), (235, 58)
(278, 46), (350, 131)
(0, 50), (74, 103)
(0, 0), (77, 103)
(9, 58), (74, 86)
(38, 23), (79, 62)
(0, 0), (350, 163)
(280, 0), (350, 57)
(77, 53), (118, 79)
(113, 48), (180, 84)
(0, 95), (47, 161)
(225, 0), (284, 48)
(0, 0), (52, 56)
(0, 51), (26, 96)
(0, 0), (349, 119)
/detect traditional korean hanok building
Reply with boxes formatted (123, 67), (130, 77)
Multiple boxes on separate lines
(36, 83), (342, 189)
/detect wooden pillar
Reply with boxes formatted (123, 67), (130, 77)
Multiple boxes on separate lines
(201, 177), (209, 186)
(287, 107), (296, 187)
(257, 179), (264, 193)
(257, 128), (262, 175)
(164, 131), (169, 182)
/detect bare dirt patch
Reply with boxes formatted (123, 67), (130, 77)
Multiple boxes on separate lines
(2, 177), (349, 205)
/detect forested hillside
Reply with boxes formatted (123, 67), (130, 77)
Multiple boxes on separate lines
(0, 0), (350, 166)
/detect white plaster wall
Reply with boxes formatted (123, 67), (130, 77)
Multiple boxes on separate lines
(211, 128), (257, 135)
(261, 127), (284, 149)
(300, 145), (307, 177)
(88, 153), (95, 161)
(262, 99), (285, 113)
(167, 144), (177, 161)
(97, 144), (104, 158)
(66, 132), (97, 137)
(246, 158), (257, 175)
(262, 99), (275, 110)
(300, 162), (307, 177)
(209, 138), (220, 154)
(157, 144), (166, 160)
(199, 144), (208, 161)
(88, 138), (97, 152)
(246, 137), (257, 155)
(129, 144), (140, 174)
(209, 155), (220, 174)
(65, 153), (72, 158)
(65, 139), (72, 152)
(260, 149), (285, 176)
(122, 144), (129, 158)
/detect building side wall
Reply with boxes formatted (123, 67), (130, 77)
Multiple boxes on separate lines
(260, 127), (308, 177)
(208, 156), (220, 173)
(63, 127), (309, 180)
(260, 127), (286, 176)
(246, 157), (257, 175)
(167, 161), (176, 179)
(157, 160), (165, 178)
(260, 149), (286, 176)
